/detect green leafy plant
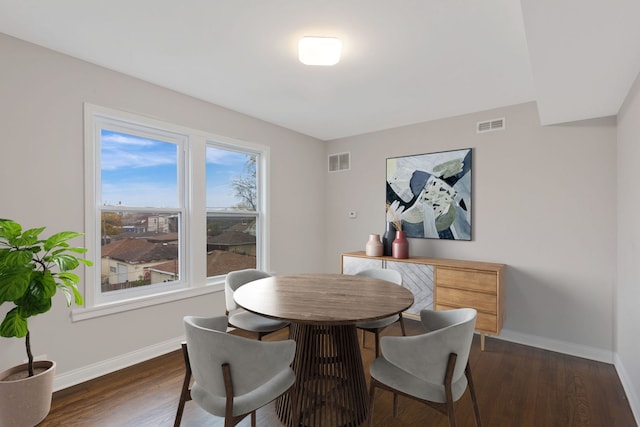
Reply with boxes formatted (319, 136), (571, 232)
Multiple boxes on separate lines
(0, 219), (93, 376)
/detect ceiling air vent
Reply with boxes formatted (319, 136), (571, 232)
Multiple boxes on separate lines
(477, 117), (505, 133)
(328, 152), (350, 172)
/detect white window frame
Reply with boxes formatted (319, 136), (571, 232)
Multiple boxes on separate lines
(74, 103), (269, 321)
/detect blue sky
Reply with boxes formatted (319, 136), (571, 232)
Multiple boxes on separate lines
(205, 146), (253, 209)
(101, 130), (251, 209)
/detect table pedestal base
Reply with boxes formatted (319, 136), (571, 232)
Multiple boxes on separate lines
(276, 323), (369, 427)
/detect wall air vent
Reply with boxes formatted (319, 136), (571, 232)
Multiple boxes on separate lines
(477, 117), (505, 133)
(328, 152), (350, 172)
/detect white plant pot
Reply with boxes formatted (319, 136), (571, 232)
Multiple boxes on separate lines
(0, 360), (56, 427)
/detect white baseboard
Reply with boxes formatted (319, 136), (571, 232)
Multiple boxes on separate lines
(53, 336), (184, 392)
(614, 353), (640, 426)
(492, 328), (614, 364)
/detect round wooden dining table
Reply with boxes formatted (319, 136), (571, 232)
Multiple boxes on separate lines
(233, 273), (414, 427)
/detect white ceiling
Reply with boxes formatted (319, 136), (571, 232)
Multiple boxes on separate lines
(1, 0), (639, 140)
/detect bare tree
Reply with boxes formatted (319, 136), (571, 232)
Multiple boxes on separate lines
(231, 156), (257, 210)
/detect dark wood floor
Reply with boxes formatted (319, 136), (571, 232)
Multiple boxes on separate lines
(42, 320), (636, 427)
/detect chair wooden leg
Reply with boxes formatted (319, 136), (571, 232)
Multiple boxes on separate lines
(466, 362), (483, 427)
(174, 343), (192, 427)
(362, 329), (367, 348)
(374, 330), (381, 357)
(444, 353), (458, 427)
(251, 411), (256, 427)
(399, 313), (407, 336)
(393, 393), (399, 417)
(222, 363), (235, 427)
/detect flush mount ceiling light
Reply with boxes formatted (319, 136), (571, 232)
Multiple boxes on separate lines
(298, 36), (342, 66)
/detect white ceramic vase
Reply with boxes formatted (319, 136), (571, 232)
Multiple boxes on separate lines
(365, 234), (383, 257)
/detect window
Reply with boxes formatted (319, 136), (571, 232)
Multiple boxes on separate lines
(94, 118), (185, 305)
(100, 130), (183, 293)
(206, 146), (260, 277)
(81, 104), (268, 318)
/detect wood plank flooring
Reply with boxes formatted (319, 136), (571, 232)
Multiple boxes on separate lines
(42, 320), (636, 427)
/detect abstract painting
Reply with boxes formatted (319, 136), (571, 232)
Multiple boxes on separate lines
(386, 148), (472, 240)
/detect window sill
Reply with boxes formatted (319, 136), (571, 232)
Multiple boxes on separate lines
(71, 282), (224, 322)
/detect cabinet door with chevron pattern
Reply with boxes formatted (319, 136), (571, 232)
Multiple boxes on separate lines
(386, 260), (433, 315)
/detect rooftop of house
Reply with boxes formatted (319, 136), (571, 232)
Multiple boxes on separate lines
(101, 238), (178, 264)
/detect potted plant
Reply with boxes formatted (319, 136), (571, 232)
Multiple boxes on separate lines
(0, 219), (92, 426)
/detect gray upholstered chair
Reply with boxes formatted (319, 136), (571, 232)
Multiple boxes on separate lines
(179, 315), (296, 427)
(174, 270), (290, 426)
(368, 308), (482, 427)
(354, 268), (406, 356)
(225, 269), (289, 339)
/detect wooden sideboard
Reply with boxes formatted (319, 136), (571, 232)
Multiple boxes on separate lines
(341, 251), (506, 350)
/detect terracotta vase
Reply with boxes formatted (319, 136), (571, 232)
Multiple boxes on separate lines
(392, 230), (409, 259)
(365, 234), (383, 257)
(0, 360), (56, 427)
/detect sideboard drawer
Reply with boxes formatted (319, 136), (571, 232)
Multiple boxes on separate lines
(436, 303), (497, 333)
(436, 287), (497, 313)
(436, 267), (496, 294)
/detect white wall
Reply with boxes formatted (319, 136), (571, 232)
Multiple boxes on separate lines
(0, 33), (326, 384)
(616, 71), (640, 422)
(324, 102), (618, 362)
